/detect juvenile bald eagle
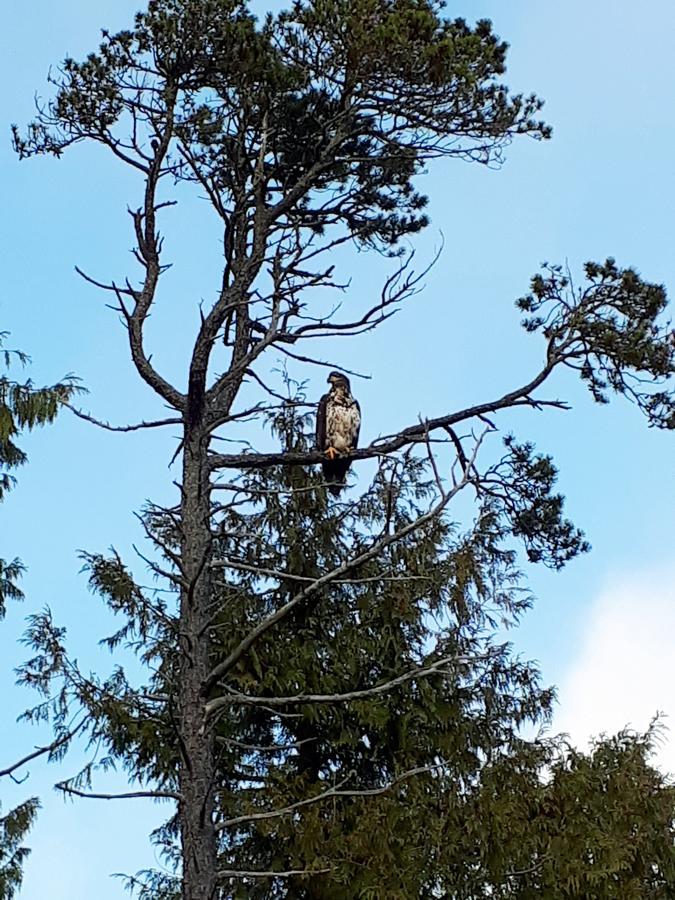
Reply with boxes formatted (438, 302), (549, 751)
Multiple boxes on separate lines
(316, 372), (361, 496)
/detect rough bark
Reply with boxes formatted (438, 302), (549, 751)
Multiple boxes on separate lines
(179, 423), (217, 900)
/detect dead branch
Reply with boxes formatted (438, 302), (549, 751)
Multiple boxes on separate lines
(216, 867), (331, 881)
(208, 355), (561, 472)
(0, 721), (87, 782)
(205, 655), (475, 719)
(215, 764), (437, 831)
(64, 403), (181, 433)
(56, 785), (180, 801)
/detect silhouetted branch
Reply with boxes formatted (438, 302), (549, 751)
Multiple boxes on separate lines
(65, 403), (181, 432)
(0, 722), (86, 781)
(208, 357), (558, 471)
(56, 785), (180, 802)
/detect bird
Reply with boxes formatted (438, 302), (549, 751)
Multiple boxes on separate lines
(316, 371), (361, 496)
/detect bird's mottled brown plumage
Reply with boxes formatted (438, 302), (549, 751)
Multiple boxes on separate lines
(316, 372), (361, 495)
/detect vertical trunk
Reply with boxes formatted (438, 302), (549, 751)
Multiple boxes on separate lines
(179, 423), (218, 900)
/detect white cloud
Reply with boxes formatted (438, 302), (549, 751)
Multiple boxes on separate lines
(554, 563), (675, 776)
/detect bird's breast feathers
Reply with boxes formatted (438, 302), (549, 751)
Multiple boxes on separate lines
(326, 398), (360, 452)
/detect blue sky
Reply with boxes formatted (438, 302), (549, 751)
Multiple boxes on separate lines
(2, 1), (674, 897)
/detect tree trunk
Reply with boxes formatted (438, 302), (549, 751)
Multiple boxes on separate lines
(179, 423), (218, 900)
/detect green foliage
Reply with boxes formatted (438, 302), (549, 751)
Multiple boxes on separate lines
(26, 404), (673, 898)
(0, 332), (79, 613)
(0, 799), (39, 900)
(13, 0), (549, 250)
(484, 436), (590, 568)
(0, 336), (77, 896)
(518, 260), (675, 428)
(196, 408), (674, 898)
(451, 725), (675, 898)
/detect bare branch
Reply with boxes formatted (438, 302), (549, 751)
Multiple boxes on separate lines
(64, 403), (181, 433)
(0, 722), (86, 781)
(211, 557), (431, 585)
(215, 736), (316, 753)
(56, 785), (180, 802)
(216, 764), (436, 831)
(274, 345), (372, 380)
(205, 655), (473, 718)
(216, 867), (331, 881)
(74, 266), (135, 295)
(209, 354), (559, 472)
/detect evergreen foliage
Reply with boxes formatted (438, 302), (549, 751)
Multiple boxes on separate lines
(0, 334), (76, 897)
(18, 404), (675, 898)
(0, 799), (39, 900)
(0, 332), (78, 613)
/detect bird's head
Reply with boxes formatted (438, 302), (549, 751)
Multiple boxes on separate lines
(327, 371), (351, 392)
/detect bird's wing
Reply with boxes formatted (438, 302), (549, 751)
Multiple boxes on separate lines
(316, 393), (328, 450)
(352, 399), (361, 449)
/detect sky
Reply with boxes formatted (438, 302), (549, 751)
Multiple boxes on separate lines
(1, 1), (675, 897)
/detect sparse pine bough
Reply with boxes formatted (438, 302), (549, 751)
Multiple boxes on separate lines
(0, 334), (77, 898)
(11, 1), (675, 898)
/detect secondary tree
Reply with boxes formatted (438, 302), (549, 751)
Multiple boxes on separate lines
(0, 333), (77, 898)
(11, 1), (675, 898)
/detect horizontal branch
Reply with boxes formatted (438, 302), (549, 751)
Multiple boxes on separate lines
(56, 785), (180, 802)
(209, 357), (559, 472)
(65, 403), (181, 433)
(211, 557), (431, 585)
(216, 764), (435, 831)
(206, 655), (466, 718)
(216, 736), (316, 753)
(217, 867), (331, 881)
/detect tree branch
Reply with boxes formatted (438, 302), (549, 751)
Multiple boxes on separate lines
(216, 867), (331, 881)
(205, 655), (474, 718)
(202, 438), (483, 694)
(215, 764), (436, 831)
(208, 355), (559, 472)
(64, 403), (181, 433)
(56, 785), (180, 802)
(0, 722), (86, 781)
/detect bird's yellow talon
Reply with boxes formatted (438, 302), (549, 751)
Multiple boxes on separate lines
(325, 446), (338, 460)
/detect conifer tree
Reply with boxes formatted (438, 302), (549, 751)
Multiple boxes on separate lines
(0, 334), (77, 612)
(0, 800), (39, 900)
(10, 2), (675, 898)
(0, 334), (77, 898)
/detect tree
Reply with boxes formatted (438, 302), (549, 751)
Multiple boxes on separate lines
(11, 1), (675, 898)
(460, 725), (675, 899)
(0, 800), (39, 900)
(0, 333), (77, 898)
(0, 333), (77, 613)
